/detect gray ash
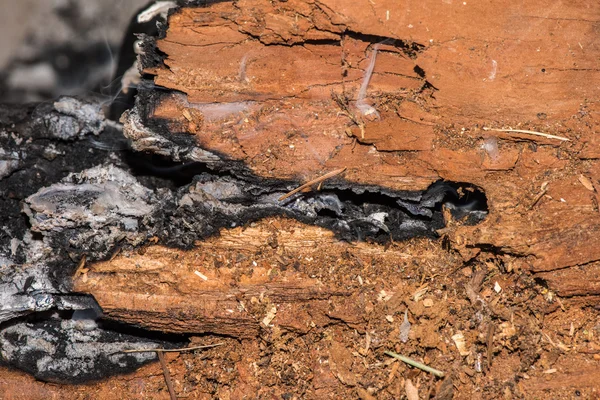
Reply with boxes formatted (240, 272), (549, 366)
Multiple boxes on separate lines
(0, 315), (175, 384)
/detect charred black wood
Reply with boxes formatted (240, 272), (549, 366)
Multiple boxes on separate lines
(0, 93), (487, 383)
(0, 312), (182, 384)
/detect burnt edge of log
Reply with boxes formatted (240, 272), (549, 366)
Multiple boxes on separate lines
(0, 92), (488, 382)
(0, 2), (493, 383)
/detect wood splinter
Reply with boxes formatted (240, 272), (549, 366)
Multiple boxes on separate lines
(278, 168), (347, 201)
(529, 181), (549, 210)
(158, 352), (176, 400)
(483, 127), (570, 142)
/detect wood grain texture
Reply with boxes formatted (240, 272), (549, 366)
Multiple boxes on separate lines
(121, 0), (600, 297)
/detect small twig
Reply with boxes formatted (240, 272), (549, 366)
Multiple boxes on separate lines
(77, 255), (86, 270)
(529, 182), (549, 210)
(384, 351), (445, 377)
(108, 245), (122, 261)
(122, 343), (224, 353)
(483, 127), (569, 142)
(278, 168), (347, 201)
(158, 352), (176, 400)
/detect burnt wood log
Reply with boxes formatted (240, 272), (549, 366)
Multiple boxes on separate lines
(2, 0), (600, 396)
(122, 0), (600, 293)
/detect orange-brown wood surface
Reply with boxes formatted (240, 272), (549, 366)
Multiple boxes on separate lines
(58, 1), (600, 398)
(122, 0), (600, 289)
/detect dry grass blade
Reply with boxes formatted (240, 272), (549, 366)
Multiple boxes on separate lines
(385, 351), (445, 377)
(278, 168), (347, 201)
(483, 127), (569, 142)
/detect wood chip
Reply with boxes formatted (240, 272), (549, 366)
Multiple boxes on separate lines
(262, 305), (277, 326)
(486, 323), (495, 371)
(433, 376), (454, 400)
(405, 379), (419, 400)
(452, 332), (470, 356)
(378, 289), (394, 302)
(494, 281), (502, 293)
(387, 360), (400, 384)
(182, 108), (193, 122)
(579, 175), (595, 192)
(356, 388), (376, 400)
(194, 270), (208, 281)
(412, 285), (429, 302)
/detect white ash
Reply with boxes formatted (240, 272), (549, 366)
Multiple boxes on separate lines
(24, 164), (155, 233)
(0, 318), (166, 383)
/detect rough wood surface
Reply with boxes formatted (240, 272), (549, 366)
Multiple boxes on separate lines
(74, 218), (444, 338)
(3, 1), (600, 398)
(123, 0), (600, 294)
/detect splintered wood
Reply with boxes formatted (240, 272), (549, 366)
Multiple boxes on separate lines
(134, 0), (600, 298)
(57, 0), (600, 398)
(75, 219), (443, 338)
